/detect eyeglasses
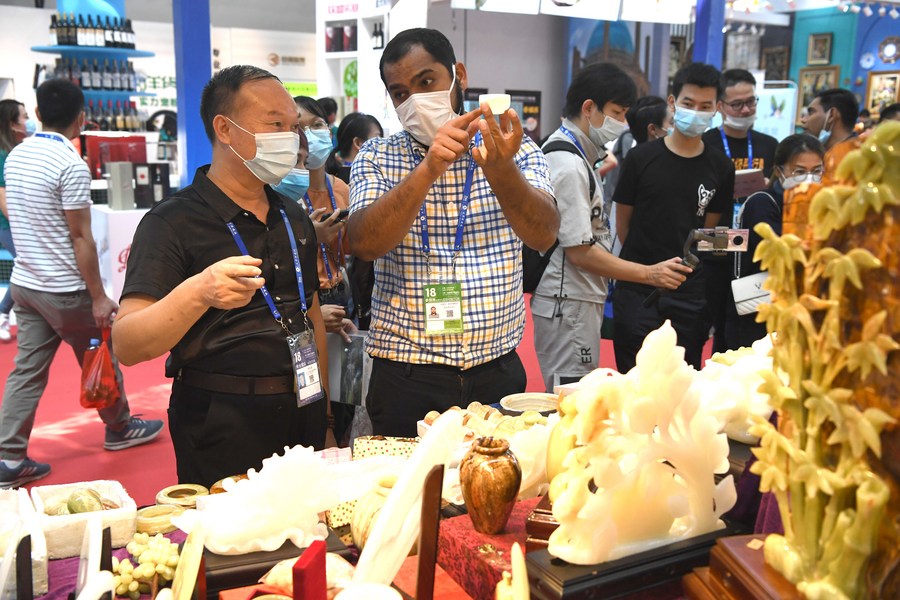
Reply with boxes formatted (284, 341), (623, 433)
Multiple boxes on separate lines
(306, 121), (329, 131)
(723, 96), (759, 111)
(784, 166), (825, 178)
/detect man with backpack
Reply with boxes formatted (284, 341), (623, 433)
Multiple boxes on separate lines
(530, 63), (690, 391)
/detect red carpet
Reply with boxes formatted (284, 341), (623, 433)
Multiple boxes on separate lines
(0, 295), (619, 505)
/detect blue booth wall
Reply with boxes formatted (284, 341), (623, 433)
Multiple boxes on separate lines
(852, 13), (900, 108)
(790, 7), (858, 91)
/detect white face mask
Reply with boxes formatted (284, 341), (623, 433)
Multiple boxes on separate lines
(781, 172), (822, 190)
(589, 112), (627, 148)
(723, 113), (756, 131)
(226, 117), (300, 185)
(395, 67), (458, 147)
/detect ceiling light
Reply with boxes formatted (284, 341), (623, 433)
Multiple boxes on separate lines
(891, 6), (900, 17)
(738, 23), (748, 33)
(863, 3), (873, 15)
(759, 26), (767, 36)
(750, 24), (758, 34)
(879, 3), (887, 16)
(850, 4), (862, 13)
(722, 23), (731, 33)
(840, 2), (851, 12)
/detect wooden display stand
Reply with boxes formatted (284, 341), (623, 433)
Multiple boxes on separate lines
(682, 535), (802, 600)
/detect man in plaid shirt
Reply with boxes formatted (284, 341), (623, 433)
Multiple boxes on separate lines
(348, 28), (559, 436)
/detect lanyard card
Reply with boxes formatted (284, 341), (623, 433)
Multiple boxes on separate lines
(287, 330), (325, 406)
(423, 282), (463, 336)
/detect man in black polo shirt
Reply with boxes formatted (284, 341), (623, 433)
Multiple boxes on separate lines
(702, 69), (777, 353)
(612, 62), (734, 372)
(112, 66), (329, 488)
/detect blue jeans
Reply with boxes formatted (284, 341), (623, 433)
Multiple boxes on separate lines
(0, 227), (15, 315)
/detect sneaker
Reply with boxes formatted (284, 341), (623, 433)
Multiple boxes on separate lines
(104, 416), (164, 451)
(0, 458), (51, 488)
(0, 314), (10, 342)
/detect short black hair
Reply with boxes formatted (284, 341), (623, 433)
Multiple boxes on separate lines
(878, 102), (900, 123)
(720, 69), (756, 100)
(317, 97), (338, 117)
(672, 62), (723, 99)
(200, 65), (279, 142)
(563, 63), (637, 119)
(625, 96), (667, 144)
(380, 28), (456, 85)
(815, 88), (859, 130)
(35, 79), (83, 130)
(294, 96), (327, 122)
(773, 133), (825, 169)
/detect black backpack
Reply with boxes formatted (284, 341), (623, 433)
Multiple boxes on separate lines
(522, 140), (597, 293)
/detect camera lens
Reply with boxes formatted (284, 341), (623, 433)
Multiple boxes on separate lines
(733, 235), (744, 246)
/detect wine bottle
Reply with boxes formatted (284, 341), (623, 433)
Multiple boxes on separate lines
(68, 13), (78, 46)
(115, 101), (126, 131)
(91, 58), (102, 89)
(101, 59), (112, 90)
(114, 17), (124, 48)
(106, 100), (116, 131)
(85, 100), (94, 124)
(111, 59), (121, 90)
(80, 59), (91, 89)
(126, 19), (136, 49)
(70, 57), (81, 86)
(49, 14), (58, 46)
(125, 61), (135, 91)
(59, 13), (69, 46)
(75, 14), (85, 46)
(98, 101), (110, 131)
(104, 16), (114, 47)
(85, 15), (96, 47)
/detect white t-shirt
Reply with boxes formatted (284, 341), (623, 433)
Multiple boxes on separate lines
(5, 132), (92, 292)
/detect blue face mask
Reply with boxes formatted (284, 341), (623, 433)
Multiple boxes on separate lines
(272, 168), (310, 201)
(305, 128), (333, 170)
(24, 119), (38, 137)
(673, 106), (716, 138)
(817, 110), (834, 145)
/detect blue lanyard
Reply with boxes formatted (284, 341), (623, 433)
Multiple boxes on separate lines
(408, 132), (480, 268)
(558, 125), (587, 158)
(35, 132), (64, 143)
(302, 177), (341, 282)
(225, 209), (308, 331)
(720, 127), (752, 168)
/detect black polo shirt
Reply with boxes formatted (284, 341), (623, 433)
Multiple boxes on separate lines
(122, 166), (319, 378)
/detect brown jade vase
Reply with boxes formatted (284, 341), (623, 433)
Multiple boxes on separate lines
(459, 437), (522, 535)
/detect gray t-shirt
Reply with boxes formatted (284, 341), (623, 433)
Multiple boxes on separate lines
(532, 120), (611, 316)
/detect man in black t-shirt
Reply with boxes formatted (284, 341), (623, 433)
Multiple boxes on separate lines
(612, 63), (734, 372)
(701, 69), (777, 353)
(112, 66), (330, 488)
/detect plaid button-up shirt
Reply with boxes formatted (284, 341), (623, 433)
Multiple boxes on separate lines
(349, 131), (555, 369)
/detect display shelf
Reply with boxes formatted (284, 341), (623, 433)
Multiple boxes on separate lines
(81, 89), (155, 99)
(324, 51), (358, 60)
(31, 45), (154, 58)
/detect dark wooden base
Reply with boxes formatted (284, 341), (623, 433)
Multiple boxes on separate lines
(683, 534), (802, 600)
(526, 523), (747, 599)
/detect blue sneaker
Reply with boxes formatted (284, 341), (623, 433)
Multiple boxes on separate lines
(0, 458), (51, 488)
(104, 416), (164, 451)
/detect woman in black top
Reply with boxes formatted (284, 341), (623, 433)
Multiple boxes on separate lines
(727, 134), (825, 349)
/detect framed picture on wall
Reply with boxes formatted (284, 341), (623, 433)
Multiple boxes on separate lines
(808, 33), (833, 66)
(762, 46), (789, 81)
(797, 66), (840, 123)
(865, 70), (900, 116)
